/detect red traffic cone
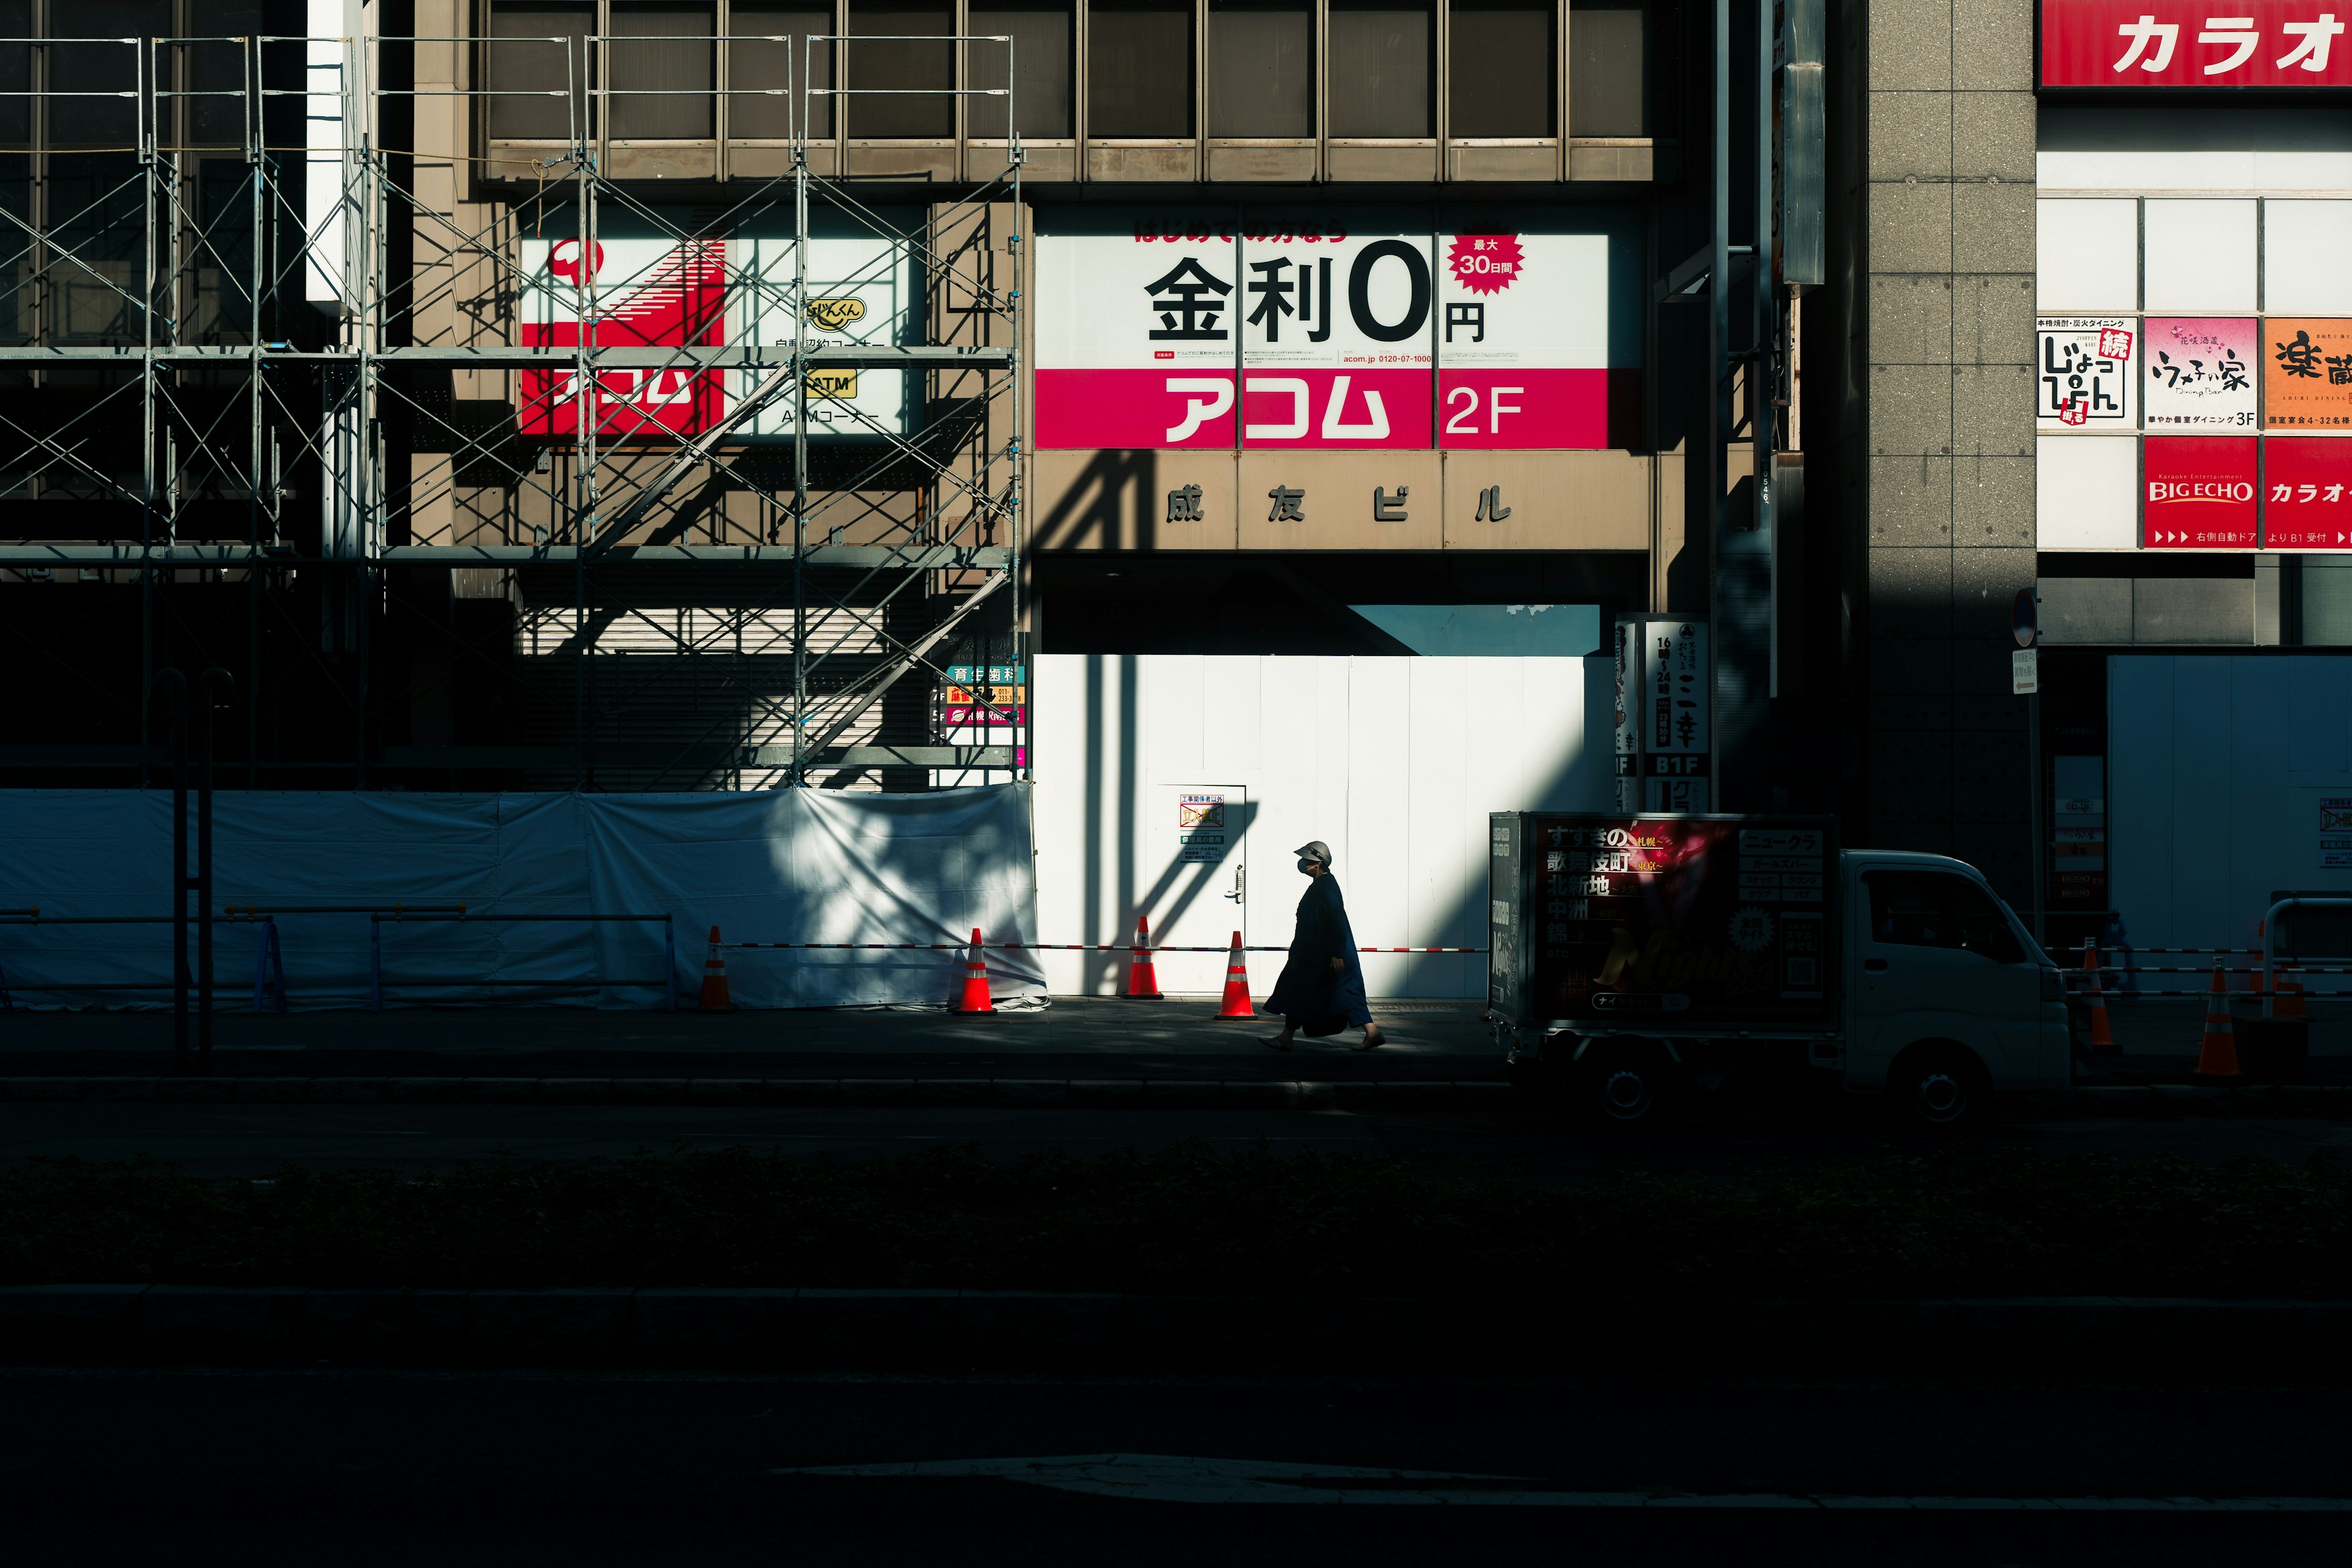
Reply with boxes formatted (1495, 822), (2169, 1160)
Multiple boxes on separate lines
(2082, 941), (2115, 1053)
(2192, 956), (2242, 1084)
(697, 925), (734, 1012)
(1214, 930), (1254, 1019)
(1121, 914), (1164, 1001)
(954, 928), (995, 1014)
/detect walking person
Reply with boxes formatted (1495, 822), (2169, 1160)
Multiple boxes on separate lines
(1262, 840), (1386, 1051)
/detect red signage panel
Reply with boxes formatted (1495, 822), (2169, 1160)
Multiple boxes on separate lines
(2263, 437), (2352, 548)
(2144, 435), (2260, 547)
(2042, 3), (2352, 88)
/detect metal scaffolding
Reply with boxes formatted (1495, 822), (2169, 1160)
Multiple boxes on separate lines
(0, 29), (1026, 793)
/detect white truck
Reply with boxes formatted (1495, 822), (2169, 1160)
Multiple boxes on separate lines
(1487, 813), (2077, 1126)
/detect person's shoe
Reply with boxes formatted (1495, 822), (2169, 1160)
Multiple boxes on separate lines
(1261, 1034), (1292, 1051)
(1352, 1030), (1385, 1051)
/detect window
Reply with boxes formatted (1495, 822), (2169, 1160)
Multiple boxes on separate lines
(1328, 0), (1432, 138)
(847, 0), (953, 138)
(48, 154), (144, 340)
(1207, 0), (1310, 139)
(1088, 0), (1193, 138)
(50, 0), (168, 148)
(611, 2), (715, 138)
(1568, 0), (1642, 136)
(1865, 872), (2029, 966)
(734, 1), (834, 138)
(489, 1), (594, 140)
(968, 4), (1076, 138)
(190, 2), (265, 146)
(1448, 0), (1553, 138)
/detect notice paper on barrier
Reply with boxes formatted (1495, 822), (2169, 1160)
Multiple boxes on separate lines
(0, 785), (1042, 1011)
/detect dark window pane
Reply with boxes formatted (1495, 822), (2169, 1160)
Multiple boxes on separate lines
(1207, 0), (1308, 138)
(0, 0), (29, 148)
(1088, 0), (1191, 138)
(1328, 1), (1431, 138)
(846, 0), (952, 138)
(50, 1), (169, 148)
(489, 1), (592, 140)
(196, 159), (258, 339)
(1569, 1), (1643, 135)
(611, 2), (715, 138)
(1865, 872), (2029, 965)
(1448, 0), (1553, 137)
(968, 6), (1075, 139)
(189, 1), (265, 146)
(0, 154), (27, 342)
(46, 154), (145, 340)
(731, 0), (831, 138)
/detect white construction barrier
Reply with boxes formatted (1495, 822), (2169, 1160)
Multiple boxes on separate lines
(0, 786), (1041, 1010)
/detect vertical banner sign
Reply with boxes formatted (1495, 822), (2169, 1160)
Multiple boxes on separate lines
(1033, 209), (1638, 451)
(1436, 233), (1618, 448)
(1240, 224), (1432, 450)
(2262, 318), (2352, 430)
(2144, 435), (2259, 547)
(1640, 621), (1710, 812)
(2040, 4), (2352, 89)
(2037, 318), (2137, 429)
(2143, 318), (2257, 429)
(2263, 437), (2352, 548)
(1611, 619), (1640, 810)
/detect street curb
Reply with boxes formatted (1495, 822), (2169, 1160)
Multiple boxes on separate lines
(4, 1076), (2352, 1115)
(4, 1287), (2351, 1371)
(0, 1076), (1519, 1110)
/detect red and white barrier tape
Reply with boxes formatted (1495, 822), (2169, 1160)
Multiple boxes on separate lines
(726, 941), (1484, 954)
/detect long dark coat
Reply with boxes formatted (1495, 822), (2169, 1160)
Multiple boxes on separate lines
(1264, 873), (1371, 1033)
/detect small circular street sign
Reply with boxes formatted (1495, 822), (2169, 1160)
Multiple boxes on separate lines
(2011, 587), (2037, 649)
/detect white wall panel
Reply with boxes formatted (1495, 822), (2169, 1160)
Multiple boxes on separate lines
(2037, 199), (2138, 311)
(1033, 654), (1608, 996)
(2143, 200), (2257, 313)
(2264, 201), (2352, 314)
(2108, 655), (2352, 952)
(2036, 435), (2140, 549)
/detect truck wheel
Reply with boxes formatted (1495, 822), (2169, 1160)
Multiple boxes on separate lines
(1889, 1047), (1986, 1130)
(1580, 1046), (1672, 1126)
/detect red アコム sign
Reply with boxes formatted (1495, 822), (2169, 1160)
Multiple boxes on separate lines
(2042, 3), (2352, 88)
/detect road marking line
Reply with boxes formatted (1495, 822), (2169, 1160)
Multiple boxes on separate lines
(771, 1454), (2352, 1510)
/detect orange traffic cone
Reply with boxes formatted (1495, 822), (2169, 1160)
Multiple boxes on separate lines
(2192, 956), (2242, 1084)
(2276, 968), (2307, 1020)
(1121, 914), (1164, 1001)
(953, 928), (994, 1014)
(1214, 930), (1254, 1019)
(697, 925), (734, 1012)
(2082, 941), (2115, 1053)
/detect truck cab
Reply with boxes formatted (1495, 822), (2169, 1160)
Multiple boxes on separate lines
(1489, 814), (2071, 1128)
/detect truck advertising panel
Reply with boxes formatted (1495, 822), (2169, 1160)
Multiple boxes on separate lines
(1491, 813), (1838, 1028)
(516, 210), (918, 442)
(1033, 205), (1640, 451)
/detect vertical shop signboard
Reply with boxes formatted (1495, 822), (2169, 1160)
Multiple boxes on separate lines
(2143, 318), (2256, 431)
(2037, 318), (2137, 429)
(1639, 620), (1710, 813)
(1611, 619), (1640, 811)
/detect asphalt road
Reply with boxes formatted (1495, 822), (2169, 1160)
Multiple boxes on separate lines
(7, 1098), (2352, 1178)
(2, 1367), (2346, 1563)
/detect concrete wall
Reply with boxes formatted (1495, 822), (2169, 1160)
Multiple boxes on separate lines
(1031, 654), (1611, 997)
(1861, 0), (2038, 900)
